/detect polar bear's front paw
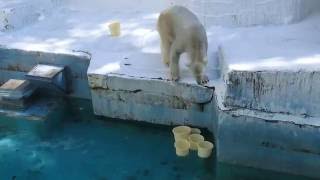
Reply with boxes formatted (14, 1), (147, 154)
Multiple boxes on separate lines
(171, 75), (179, 82)
(170, 71), (180, 82)
(196, 75), (209, 85)
(163, 59), (170, 67)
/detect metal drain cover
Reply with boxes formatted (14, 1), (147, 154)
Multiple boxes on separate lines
(26, 64), (64, 81)
(25, 64), (68, 92)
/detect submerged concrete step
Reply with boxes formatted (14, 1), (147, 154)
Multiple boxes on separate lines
(0, 79), (36, 110)
(0, 47), (91, 99)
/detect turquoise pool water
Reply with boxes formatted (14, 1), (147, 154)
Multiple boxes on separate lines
(0, 99), (315, 180)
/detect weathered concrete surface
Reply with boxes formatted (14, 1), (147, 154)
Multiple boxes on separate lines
(86, 34), (320, 178)
(225, 71), (320, 117)
(87, 50), (220, 132)
(88, 69), (320, 179)
(216, 31), (320, 178)
(88, 73), (215, 104)
(88, 73), (218, 132)
(0, 47), (91, 99)
(217, 108), (320, 179)
(174, 0), (320, 27)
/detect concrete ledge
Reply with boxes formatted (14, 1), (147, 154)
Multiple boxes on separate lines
(87, 50), (219, 131)
(92, 88), (217, 130)
(0, 47), (91, 99)
(88, 73), (215, 104)
(89, 73), (218, 132)
(217, 15), (320, 117)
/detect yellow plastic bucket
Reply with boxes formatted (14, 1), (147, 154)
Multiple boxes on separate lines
(174, 139), (190, 157)
(172, 126), (191, 141)
(197, 141), (214, 158)
(188, 134), (204, 150)
(108, 21), (121, 37)
(191, 128), (201, 134)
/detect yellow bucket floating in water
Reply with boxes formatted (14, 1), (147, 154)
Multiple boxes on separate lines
(172, 126), (191, 141)
(191, 128), (201, 134)
(188, 134), (204, 151)
(174, 139), (190, 157)
(197, 141), (214, 158)
(108, 21), (121, 37)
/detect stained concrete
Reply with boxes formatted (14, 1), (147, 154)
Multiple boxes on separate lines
(0, 47), (91, 99)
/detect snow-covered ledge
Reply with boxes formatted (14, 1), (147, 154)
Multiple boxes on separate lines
(87, 52), (219, 132)
(218, 13), (320, 117)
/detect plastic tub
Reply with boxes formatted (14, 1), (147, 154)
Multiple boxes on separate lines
(108, 21), (121, 37)
(172, 126), (191, 141)
(197, 141), (214, 158)
(174, 139), (190, 157)
(191, 128), (201, 134)
(188, 134), (204, 150)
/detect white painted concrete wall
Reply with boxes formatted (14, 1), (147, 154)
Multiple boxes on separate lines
(224, 71), (320, 117)
(65, 0), (170, 12)
(170, 0), (320, 27)
(3, 0), (320, 31)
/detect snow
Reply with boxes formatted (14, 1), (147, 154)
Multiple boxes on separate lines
(0, 0), (60, 32)
(217, 13), (320, 72)
(0, 0), (168, 54)
(0, 0), (220, 85)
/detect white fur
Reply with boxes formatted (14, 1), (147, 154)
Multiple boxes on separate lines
(157, 6), (209, 85)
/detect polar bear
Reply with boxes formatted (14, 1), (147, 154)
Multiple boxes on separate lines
(157, 5), (209, 85)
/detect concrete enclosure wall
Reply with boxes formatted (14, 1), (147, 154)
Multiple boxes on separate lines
(224, 71), (320, 117)
(171, 0), (320, 27)
(64, 0), (171, 12)
(3, 0), (320, 31)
